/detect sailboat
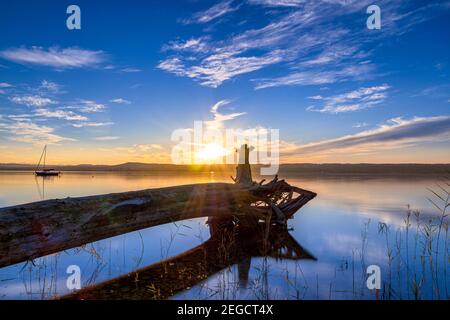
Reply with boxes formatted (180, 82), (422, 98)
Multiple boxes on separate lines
(35, 145), (60, 177)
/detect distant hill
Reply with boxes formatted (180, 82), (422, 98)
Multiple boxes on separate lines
(0, 162), (449, 177)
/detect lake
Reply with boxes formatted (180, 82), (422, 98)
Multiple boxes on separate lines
(0, 171), (448, 300)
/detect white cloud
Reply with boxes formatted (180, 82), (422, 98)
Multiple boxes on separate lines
(299, 45), (359, 67)
(0, 120), (75, 145)
(160, 1), (437, 89)
(94, 136), (120, 141)
(71, 100), (106, 113)
(110, 98), (131, 105)
(183, 0), (239, 24)
(9, 95), (56, 107)
(157, 57), (185, 75)
(306, 84), (390, 113)
(205, 100), (247, 128)
(34, 108), (88, 121)
(284, 116), (450, 156)
(71, 122), (114, 128)
(130, 84), (142, 89)
(0, 82), (13, 88)
(255, 65), (373, 90)
(7, 114), (33, 120)
(39, 80), (61, 93)
(135, 144), (162, 151)
(0, 47), (107, 69)
(120, 68), (142, 73)
(161, 2), (359, 87)
(247, 0), (305, 7)
(163, 37), (210, 53)
(353, 122), (369, 128)
(114, 144), (164, 154)
(256, 70), (337, 89)
(158, 50), (284, 88)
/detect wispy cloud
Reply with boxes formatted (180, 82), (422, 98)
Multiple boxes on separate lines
(71, 122), (114, 128)
(9, 95), (56, 107)
(182, 0), (239, 24)
(68, 100), (107, 113)
(0, 84), (10, 94)
(160, 2), (363, 87)
(134, 144), (163, 151)
(120, 67), (142, 73)
(0, 47), (107, 69)
(110, 98), (131, 105)
(116, 144), (163, 153)
(353, 122), (369, 128)
(284, 116), (450, 156)
(6, 114), (33, 121)
(160, 1), (439, 89)
(0, 120), (75, 145)
(247, 0), (305, 7)
(94, 136), (120, 141)
(34, 108), (88, 121)
(39, 80), (61, 93)
(306, 84), (390, 113)
(107, 144), (169, 163)
(158, 50), (284, 88)
(163, 37), (211, 53)
(255, 65), (374, 90)
(205, 100), (246, 128)
(412, 84), (450, 99)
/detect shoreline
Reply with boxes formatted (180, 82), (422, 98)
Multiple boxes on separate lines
(0, 163), (448, 178)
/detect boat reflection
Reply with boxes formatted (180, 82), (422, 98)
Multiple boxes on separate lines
(34, 175), (59, 200)
(64, 216), (316, 300)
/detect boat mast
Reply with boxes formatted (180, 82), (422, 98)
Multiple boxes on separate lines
(43, 145), (46, 170)
(35, 145), (47, 171)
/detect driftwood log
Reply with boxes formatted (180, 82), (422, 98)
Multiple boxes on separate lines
(0, 145), (316, 269)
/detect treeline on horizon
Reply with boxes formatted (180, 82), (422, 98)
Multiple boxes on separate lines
(0, 162), (449, 177)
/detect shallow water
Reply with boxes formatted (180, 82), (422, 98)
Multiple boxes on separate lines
(0, 171), (448, 300)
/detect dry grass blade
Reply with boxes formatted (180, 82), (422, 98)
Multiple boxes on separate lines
(427, 187), (445, 202)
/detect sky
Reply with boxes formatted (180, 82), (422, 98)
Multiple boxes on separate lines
(0, 0), (449, 165)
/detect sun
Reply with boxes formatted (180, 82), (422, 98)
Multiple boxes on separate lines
(196, 143), (228, 163)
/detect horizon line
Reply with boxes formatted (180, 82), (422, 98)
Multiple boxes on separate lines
(1, 162), (450, 166)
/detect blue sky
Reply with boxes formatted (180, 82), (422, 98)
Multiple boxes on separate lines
(0, 0), (449, 164)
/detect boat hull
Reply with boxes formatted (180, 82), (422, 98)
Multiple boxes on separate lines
(35, 171), (60, 177)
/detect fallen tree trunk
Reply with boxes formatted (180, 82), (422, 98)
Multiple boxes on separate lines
(0, 179), (316, 269)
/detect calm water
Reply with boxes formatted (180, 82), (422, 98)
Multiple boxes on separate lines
(0, 171), (448, 300)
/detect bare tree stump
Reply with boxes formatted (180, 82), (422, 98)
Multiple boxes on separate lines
(235, 144), (253, 185)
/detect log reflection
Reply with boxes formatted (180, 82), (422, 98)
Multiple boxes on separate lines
(64, 216), (316, 300)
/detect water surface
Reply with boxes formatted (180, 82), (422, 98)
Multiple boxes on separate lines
(0, 171), (447, 299)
